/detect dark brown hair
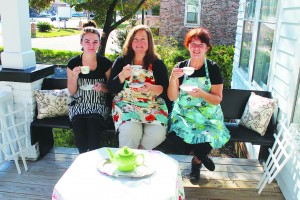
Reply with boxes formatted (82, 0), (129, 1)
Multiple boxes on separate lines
(184, 27), (212, 51)
(123, 25), (158, 67)
(83, 20), (97, 28)
(80, 27), (100, 42)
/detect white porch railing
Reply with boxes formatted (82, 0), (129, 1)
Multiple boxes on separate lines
(257, 119), (300, 194)
(0, 88), (31, 174)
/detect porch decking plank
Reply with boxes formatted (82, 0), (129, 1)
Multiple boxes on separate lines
(184, 187), (284, 200)
(0, 147), (284, 200)
(0, 181), (53, 198)
(0, 192), (47, 200)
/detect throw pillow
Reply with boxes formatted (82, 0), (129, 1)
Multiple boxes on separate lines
(240, 92), (277, 136)
(35, 88), (70, 119)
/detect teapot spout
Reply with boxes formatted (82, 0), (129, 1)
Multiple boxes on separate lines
(106, 148), (114, 161)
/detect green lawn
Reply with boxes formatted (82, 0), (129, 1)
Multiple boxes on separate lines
(33, 28), (81, 38)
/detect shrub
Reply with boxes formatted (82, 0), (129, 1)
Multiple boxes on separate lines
(53, 128), (76, 147)
(207, 45), (234, 89)
(34, 48), (80, 64)
(37, 21), (53, 32)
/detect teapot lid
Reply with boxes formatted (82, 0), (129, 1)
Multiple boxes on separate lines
(117, 146), (134, 157)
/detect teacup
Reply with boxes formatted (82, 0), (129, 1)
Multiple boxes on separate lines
(80, 66), (90, 74)
(182, 67), (195, 75)
(131, 65), (142, 71)
(131, 65), (142, 75)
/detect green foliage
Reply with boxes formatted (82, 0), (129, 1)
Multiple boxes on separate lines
(53, 128), (76, 147)
(155, 36), (184, 73)
(150, 27), (159, 36)
(53, 128), (119, 148)
(151, 4), (160, 16)
(37, 21), (53, 32)
(207, 45), (235, 89)
(106, 53), (120, 62)
(33, 48), (80, 64)
(29, 0), (52, 12)
(35, 28), (81, 38)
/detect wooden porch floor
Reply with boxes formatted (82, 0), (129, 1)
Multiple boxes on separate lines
(0, 147), (284, 200)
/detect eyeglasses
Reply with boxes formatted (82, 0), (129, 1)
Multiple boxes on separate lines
(190, 42), (205, 48)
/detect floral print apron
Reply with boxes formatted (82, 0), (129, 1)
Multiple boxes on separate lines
(112, 64), (168, 131)
(169, 59), (230, 148)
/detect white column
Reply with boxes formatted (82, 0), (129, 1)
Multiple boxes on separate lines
(0, 0), (36, 70)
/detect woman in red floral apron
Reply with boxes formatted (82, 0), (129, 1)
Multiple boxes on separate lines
(168, 27), (230, 181)
(108, 25), (169, 150)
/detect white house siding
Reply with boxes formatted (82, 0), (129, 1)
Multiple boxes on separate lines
(272, 1), (300, 199)
(233, 0), (300, 199)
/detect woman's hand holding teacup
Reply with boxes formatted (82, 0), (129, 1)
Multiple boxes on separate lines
(170, 68), (184, 80)
(72, 66), (82, 80)
(119, 64), (132, 82)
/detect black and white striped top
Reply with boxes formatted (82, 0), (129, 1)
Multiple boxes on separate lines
(67, 54), (112, 122)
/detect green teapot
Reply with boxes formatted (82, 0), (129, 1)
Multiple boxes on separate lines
(106, 146), (144, 172)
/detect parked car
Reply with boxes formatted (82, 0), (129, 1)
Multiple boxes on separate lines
(50, 16), (69, 21)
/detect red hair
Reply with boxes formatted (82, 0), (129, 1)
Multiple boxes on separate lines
(184, 27), (212, 51)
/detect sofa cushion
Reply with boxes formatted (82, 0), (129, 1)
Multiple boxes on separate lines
(35, 88), (70, 119)
(240, 92), (277, 136)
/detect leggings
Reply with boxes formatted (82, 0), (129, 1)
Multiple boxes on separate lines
(71, 116), (106, 153)
(167, 133), (212, 161)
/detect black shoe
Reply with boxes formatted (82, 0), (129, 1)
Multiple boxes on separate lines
(202, 156), (215, 171)
(189, 159), (202, 181)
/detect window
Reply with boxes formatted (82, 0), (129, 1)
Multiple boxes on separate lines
(239, 0), (278, 89)
(185, 0), (200, 26)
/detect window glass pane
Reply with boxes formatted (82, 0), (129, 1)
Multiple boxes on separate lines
(260, 0), (278, 20)
(253, 23), (274, 87)
(245, 0), (257, 20)
(240, 21), (253, 72)
(186, 0), (199, 24)
(292, 84), (300, 129)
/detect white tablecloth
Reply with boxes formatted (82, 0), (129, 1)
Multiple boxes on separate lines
(52, 148), (185, 200)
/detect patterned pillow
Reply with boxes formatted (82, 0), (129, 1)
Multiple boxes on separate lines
(35, 88), (70, 119)
(240, 92), (277, 136)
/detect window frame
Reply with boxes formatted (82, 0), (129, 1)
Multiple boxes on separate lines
(238, 0), (278, 90)
(184, 0), (201, 27)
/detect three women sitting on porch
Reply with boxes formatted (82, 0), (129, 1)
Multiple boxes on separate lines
(67, 25), (229, 181)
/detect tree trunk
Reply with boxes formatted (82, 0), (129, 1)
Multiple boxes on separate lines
(98, 29), (112, 55)
(142, 9), (144, 24)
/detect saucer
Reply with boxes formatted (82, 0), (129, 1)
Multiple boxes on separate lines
(80, 84), (94, 90)
(97, 159), (154, 178)
(179, 84), (198, 92)
(129, 82), (144, 88)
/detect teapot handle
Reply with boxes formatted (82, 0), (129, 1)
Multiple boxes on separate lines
(136, 154), (144, 166)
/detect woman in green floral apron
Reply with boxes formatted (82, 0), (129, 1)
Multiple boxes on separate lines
(168, 27), (230, 181)
(108, 25), (169, 150)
